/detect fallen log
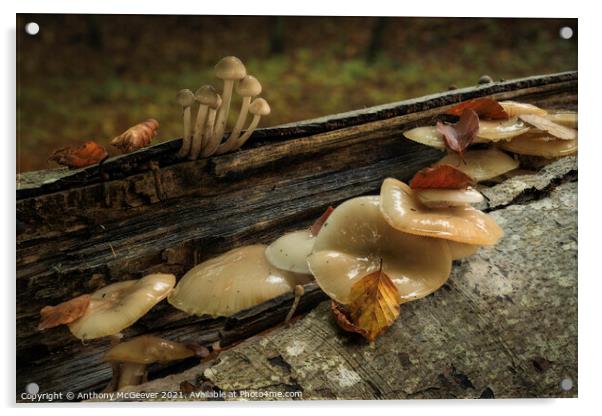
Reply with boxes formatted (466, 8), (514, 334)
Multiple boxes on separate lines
(16, 72), (577, 400)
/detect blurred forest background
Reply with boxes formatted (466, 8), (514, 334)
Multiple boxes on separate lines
(16, 15), (577, 173)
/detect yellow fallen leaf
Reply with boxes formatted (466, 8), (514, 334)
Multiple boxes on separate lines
(331, 262), (401, 342)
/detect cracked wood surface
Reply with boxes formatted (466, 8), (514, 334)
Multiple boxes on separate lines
(115, 158), (577, 401)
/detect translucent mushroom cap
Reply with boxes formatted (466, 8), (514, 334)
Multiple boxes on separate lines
(104, 335), (194, 364)
(194, 85), (220, 108)
(265, 230), (315, 274)
(307, 196), (452, 305)
(498, 134), (578, 158)
(249, 98), (271, 116)
(380, 178), (503, 245)
(236, 75), (262, 97)
(168, 245), (311, 317)
(176, 89), (195, 107)
(436, 148), (519, 182)
(68, 273), (176, 340)
(214, 56), (247, 80)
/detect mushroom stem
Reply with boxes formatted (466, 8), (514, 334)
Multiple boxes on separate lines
(189, 105), (210, 160)
(104, 333), (124, 392)
(218, 96), (251, 153)
(285, 285), (305, 324)
(227, 114), (261, 153)
(212, 80), (234, 147)
(177, 105), (193, 158)
(117, 362), (147, 390)
(201, 96), (222, 157)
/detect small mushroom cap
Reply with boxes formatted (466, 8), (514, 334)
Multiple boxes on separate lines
(265, 230), (315, 274)
(499, 101), (548, 117)
(236, 75), (262, 97)
(477, 117), (531, 141)
(104, 335), (194, 364)
(415, 187), (485, 208)
(168, 245), (311, 317)
(215, 56), (247, 81)
(249, 98), (271, 116)
(380, 178), (503, 246)
(498, 134), (578, 158)
(176, 89), (195, 107)
(307, 196), (452, 305)
(436, 148), (519, 182)
(194, 85), (220, 108)
(68, 273), (176, 340)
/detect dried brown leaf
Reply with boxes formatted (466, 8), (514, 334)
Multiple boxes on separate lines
(38, 294), (91, 330)
(330, 301), (369, 338)
(410, 164), (474, 189)
(347, 265), (400, 342)
(437, 108), (480, 160)
(49, 141), (109, 169)
(111, 119), (159, 153)
(445, 98), (508, 120)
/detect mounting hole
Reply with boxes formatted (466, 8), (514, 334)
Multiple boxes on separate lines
(559, 26), (573, 40)
(560, 377), (573, 391)
(25, 22), (40, 36)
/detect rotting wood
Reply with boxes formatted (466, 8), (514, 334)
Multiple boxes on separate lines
(16, 73), (577, 400)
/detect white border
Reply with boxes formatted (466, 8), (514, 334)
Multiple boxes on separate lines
(3, 1), (599, 415)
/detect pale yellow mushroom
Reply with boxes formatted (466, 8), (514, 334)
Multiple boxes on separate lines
(307, 196), (452, 305)
(435, 148), (519, 182)
(447, 242), (481, 260)
(498, 133), (578, 159)
(211, 57), (247, 148)
(499, 101), (548, 117)
(265, 230), (315, 274)
(218, 75), (262, 153)
(415, 187), (484, 208)
(189, 85), (220, 160)
(176, 89), (195, 158)
(380, 178), (503, 246)
(168, 245), (311, 317)
(104, 335), (195, 390)
(518, 114), (577, 141)
(544, 112), (577, 129)
(68, 273), (176, 340)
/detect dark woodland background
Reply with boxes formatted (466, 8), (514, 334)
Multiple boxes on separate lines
(16, 15), (577, 172)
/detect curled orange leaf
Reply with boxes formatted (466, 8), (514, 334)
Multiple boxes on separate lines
(111, 119), (159, 154)
(38, 294), (91, 330)
(310, 206), (334, 237)
(445, 98), (508, 120)
(410, 164), (474, 190)
(331, 301), (369, 338)
(49, 141), (109, 169)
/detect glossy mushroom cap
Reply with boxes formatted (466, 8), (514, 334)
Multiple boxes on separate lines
(236, 75), (262, 97)
(307, 196), (452, 305)
(436, 148), (519, 182)
(176, 89), (195, 107)
(415, 187), (484, 208)
(499, 101), (548, 117)
(168, 245), (311, 317)
(249, 98), (271, 116)
(68, 273), (175, 340)
(215, 56), (247, 81)
(104, 335), (194, 364)
(195, 85), (220, 108)
(499, 134), (578, 158)
(265, 230), (315, 274)
(380, 178), (503, 246)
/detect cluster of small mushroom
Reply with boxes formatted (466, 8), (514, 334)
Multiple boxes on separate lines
(404, 99), (577, 182)
(176, 56), (271, 160)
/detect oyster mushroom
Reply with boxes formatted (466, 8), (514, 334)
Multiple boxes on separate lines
(68, 273), (176, 340)
(518, 114), (577, 141)
(104, 335), (195, 390)
(189, 85), (220, 160)
(498, 134), (578, 158)
(380, 178), (503, 246)
(415, 187), (484, 208)
(544, 112), (578, 129)
(499, 101), (548, 117)
(307, 196), (452, 305)
(265, 230), (315, 274)
(176, 89), (195, 158)
(218, 75), (262, 153)
(211, 56), (247, 147)
(168, 244), (311, 317)
(435, 148), (519, 182)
